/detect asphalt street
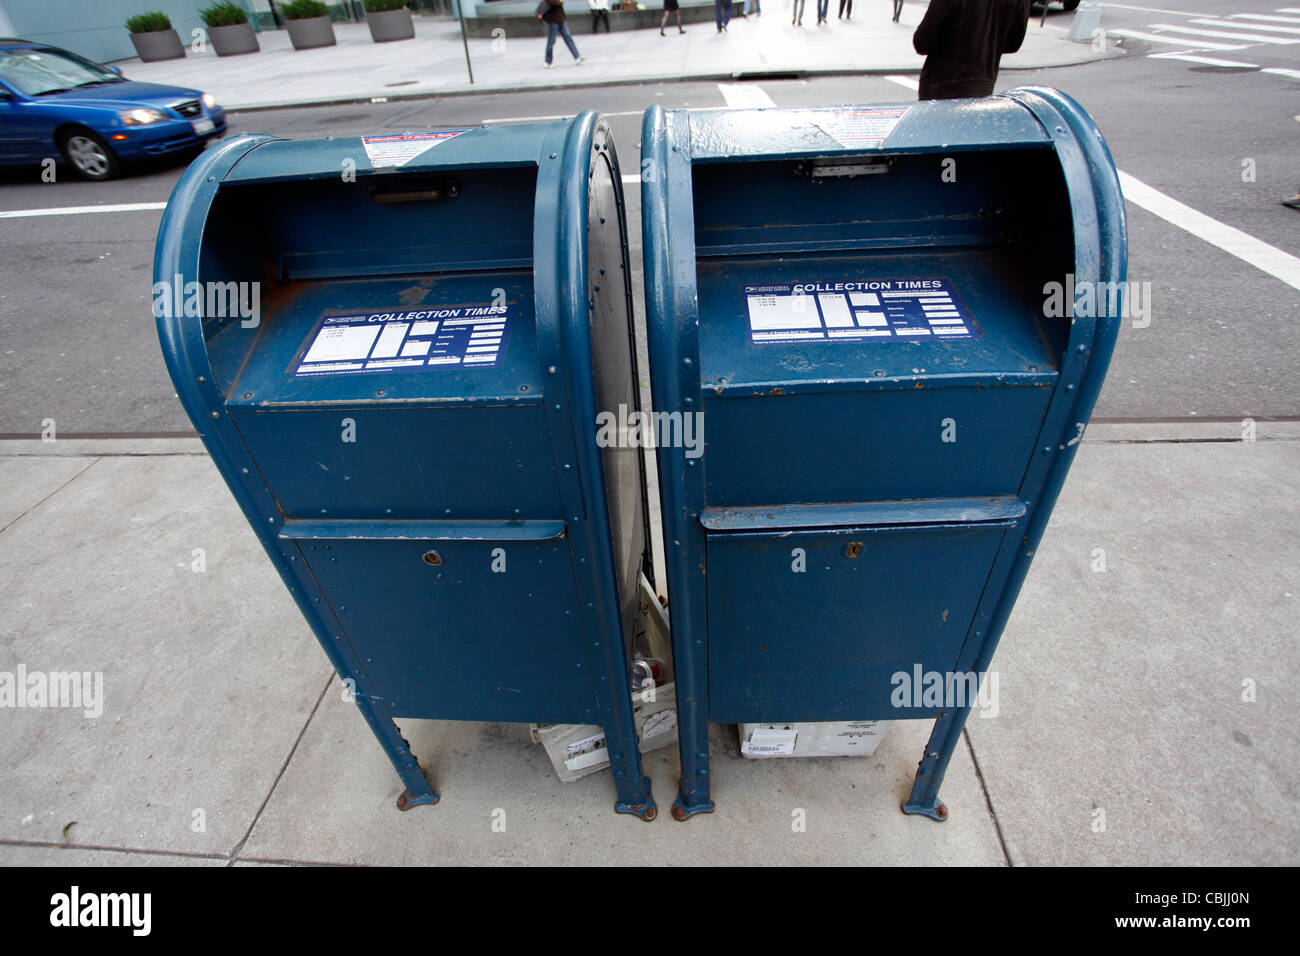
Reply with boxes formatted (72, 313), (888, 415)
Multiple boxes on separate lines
(0, 0), (1296, 434)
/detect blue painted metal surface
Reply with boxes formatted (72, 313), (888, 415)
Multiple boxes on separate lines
(156, 113), (658, 820)
(642, 89), (1126, 822)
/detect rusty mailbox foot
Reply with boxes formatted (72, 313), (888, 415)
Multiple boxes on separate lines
(614, 778), (658, 821)
(670, 789), (715, 822)
(396, 788), (441, 811)
(901, 798), (949, 822)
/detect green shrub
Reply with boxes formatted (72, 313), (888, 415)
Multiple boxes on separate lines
(125, 11), (172, 33)
(281, 0), (329, 18)
(364, 0), (409, 12)
(199, 1), (250, 27)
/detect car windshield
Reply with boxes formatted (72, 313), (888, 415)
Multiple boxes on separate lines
(0, 47), (123, 96)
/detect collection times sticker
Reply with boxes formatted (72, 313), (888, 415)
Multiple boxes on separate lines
(742, 278), (976, 344)
(294, 303), (510, 377)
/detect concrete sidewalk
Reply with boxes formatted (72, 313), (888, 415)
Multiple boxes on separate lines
(116, 7), (1111, 111)
(1, 421), (1295, 866)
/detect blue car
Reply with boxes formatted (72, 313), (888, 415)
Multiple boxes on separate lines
(0, 37), (227, 180)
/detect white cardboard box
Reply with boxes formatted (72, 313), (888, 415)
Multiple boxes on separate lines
(531, 575), (677, 783)
(739, 720), (890, 758)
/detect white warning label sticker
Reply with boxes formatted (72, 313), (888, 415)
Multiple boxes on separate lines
(808, 106), (910, 149)
(742, 278), (976, 344)
(361, 130), (468, 169)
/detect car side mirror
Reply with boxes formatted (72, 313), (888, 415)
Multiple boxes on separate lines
(107, 65), (123, 76)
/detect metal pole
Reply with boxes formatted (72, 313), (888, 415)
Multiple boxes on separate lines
(455, 0), (474, 84)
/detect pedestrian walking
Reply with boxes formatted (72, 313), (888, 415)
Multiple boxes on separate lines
(891, 0), (903, 22)
(791, 0), (805, 25)
(589, 0), (611, 32)
(838, 0), (851, 20)
(716, 0), (733, 31)
(743, 0), (762, 16)
(661, 0), (686, 34)
(816, 0), (829, 23)
(912, 0), (1028, 99)
(538, 0), (584, 67)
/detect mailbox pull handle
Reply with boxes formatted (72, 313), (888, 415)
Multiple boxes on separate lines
(369, 179), (461, 204)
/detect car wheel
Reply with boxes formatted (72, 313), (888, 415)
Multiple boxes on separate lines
(58, 129), (122, 181)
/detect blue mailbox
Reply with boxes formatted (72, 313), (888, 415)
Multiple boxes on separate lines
(642, 90), (1126, 821)
(155, 114), (659, 819)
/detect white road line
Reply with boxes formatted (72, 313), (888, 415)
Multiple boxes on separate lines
(0, 202), (167, 220)
(1098, 4), (1215, 14)
(1110, 28), (1247, 49)
(1214, 15), (1300, 32)
(1263, 66), (1300, 78)
(883, 74), (920, 91)
(481, 110), (643, 125)
(716, 83), (776, 108)
(1148, 53), (1261, 67)
(1148, 22), (1299, 43)
(1118, 171), (1300, 292)
(1192, 17), (1300, 34)
(621, 174), (640, 184)
(1278, 7), (1300, 13)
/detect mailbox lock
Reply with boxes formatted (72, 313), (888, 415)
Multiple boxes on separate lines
(422, 551), (442, 567)
(844, 542), (863, 559)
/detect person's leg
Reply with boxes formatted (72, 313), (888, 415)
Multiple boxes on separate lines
(545, 22), (557, 63)
(677, 10), (684, 29)
(561, 21), (581, 58)
(893, 0), (902, 22)
(716, 0), (723, 30)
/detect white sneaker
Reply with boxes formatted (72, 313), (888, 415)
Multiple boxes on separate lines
(543, 61), (555, 68)
(575, 56), (585, 64)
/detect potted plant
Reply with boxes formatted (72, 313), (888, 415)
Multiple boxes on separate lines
(365, 0), (415, 43)
(280, 0), (336, 49)
(125, 11), (185, 61)
(199, 1), (260, 56)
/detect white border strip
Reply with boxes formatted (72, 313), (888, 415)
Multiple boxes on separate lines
(0, 202), (167, 220)
(1118, 171), (1300, 291)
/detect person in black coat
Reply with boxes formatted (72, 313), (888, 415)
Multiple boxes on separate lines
(912, 0), (1030, 100)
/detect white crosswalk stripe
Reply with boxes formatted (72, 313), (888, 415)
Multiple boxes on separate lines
(1190, 17), (1300, 35)
(1114, 28), (1247, 50)
(1148, 22), (1298, 43)
(716, 83), (777, 109)
(1133, 8), (1300, 82)
(1148, 53), (1261, 67)
(1235, 12), (1300, 22)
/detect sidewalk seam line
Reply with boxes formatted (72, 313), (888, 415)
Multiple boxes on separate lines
(0, 839), (230, 863)
(226, 669), (335, 867)
(963, 726), (1013, 867)
(0, 457), (98, 538)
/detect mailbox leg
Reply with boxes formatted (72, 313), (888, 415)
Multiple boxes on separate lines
(901, 707), (973, 822)
(606, 711), (658, 821)
(355, 705), (440, 811)
(670, 705), (715, 821)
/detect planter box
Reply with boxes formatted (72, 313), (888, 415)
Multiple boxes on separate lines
(286, 15), (336, 50)
(367, 8), (415, 43)
(129, 28), (185, 62)
(208, 22), (259, 57)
